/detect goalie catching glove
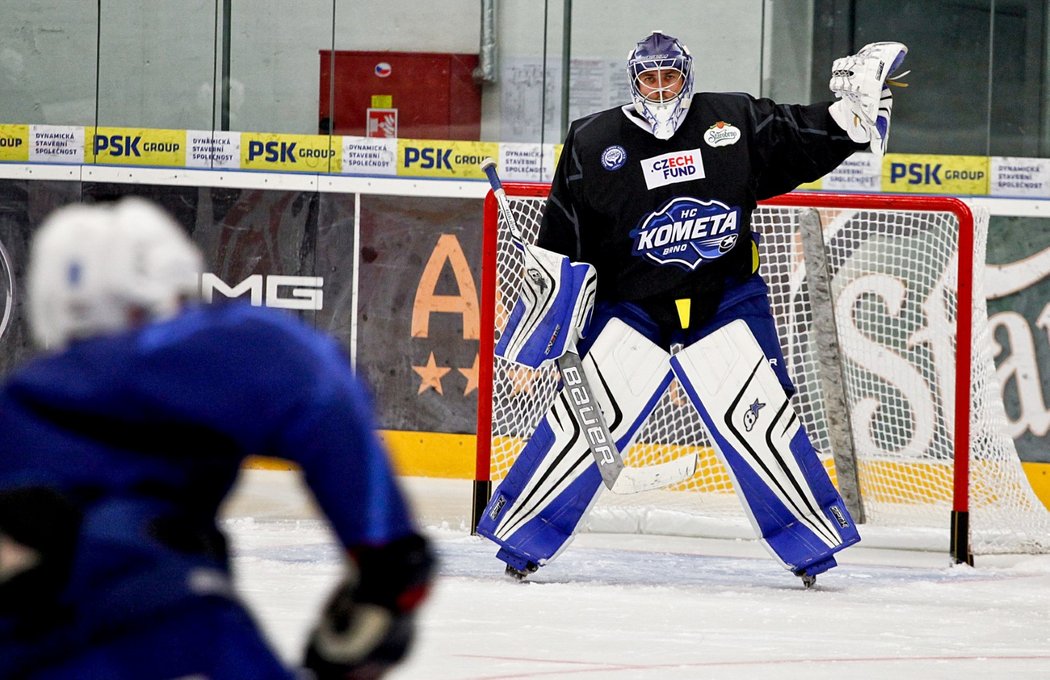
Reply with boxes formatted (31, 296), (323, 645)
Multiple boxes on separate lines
(303, 531), (435, 680)
(495, 242), (596, 369)
(829, 41), (909, 156)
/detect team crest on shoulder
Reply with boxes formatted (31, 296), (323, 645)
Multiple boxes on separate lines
(704, 121), (741, 147)
(600, 145), (627, 170)
(630, 196), (742, 270)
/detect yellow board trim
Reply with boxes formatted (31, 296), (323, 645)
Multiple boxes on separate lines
(1023, 461), (1050, 508)
(244, 431), (1050, 510)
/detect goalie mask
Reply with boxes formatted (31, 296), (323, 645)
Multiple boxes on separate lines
(627, 31), (694, 140)
(28, 198), (203, 349)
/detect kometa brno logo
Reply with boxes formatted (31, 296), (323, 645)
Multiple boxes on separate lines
(630, 197), (742, 270)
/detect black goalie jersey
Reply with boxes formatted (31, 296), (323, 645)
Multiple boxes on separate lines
(536, 93), (864, 328)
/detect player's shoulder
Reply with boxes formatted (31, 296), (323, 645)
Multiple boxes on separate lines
(693, 90), (764, 111)
(568, 105), (628, 139)
(689, 91), (780, 131)
(698, 90), (789, 114)
(147, 302), (339, 363)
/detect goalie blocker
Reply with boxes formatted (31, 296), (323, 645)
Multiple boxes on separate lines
(496, 241), (596, 369)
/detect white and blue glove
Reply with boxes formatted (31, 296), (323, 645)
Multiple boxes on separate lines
(829, 41), (909, 156)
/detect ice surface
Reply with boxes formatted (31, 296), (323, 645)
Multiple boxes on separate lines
(223, 470), (1050, 679)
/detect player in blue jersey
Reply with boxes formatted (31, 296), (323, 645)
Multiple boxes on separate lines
(0, 198), (433, 679)
(477, 31), (908, 585)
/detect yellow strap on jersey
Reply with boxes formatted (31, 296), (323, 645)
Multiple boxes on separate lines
(675, 298), (690, 329)
(675, 239), (758, 331)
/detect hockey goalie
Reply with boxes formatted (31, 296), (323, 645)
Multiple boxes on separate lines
(476, 31), (910, 586)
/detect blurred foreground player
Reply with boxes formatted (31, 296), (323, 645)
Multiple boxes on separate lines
(0, 198), (433, 679)
(477, 31), (909, 585)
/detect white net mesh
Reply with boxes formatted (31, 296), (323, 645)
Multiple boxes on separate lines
(483, 188), (1050, 555)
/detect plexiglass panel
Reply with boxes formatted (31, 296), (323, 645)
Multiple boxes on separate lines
(227, 0), (334, 134)
(95, 0), (219, 130)
(0, 5), (98, 125)
(1, 1), (1049, 153)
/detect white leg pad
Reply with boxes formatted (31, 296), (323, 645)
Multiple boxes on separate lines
(487, 318), (672, 542)
(582, 318), (671, 444)
(583, 319), (696, 494)
(671, 319), (847, 551)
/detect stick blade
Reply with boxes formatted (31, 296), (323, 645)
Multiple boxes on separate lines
(610, 454), (698, 495)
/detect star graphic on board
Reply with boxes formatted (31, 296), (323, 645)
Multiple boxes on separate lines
(413, 352), (451, 395)
(507, 363), (540, 396)
(458, 354), (479, 395)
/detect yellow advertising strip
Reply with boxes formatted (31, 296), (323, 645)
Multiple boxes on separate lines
(246, 435), (1050, 511)
(382, 430), (476, 478)
(1023, 461), (1050, 508)
(87, 126), (186, 167)
(396, 138), (500, 179)
(882, 153), (990, 194)
(245, 430), (476, 479)
(240, 132), (341, 173)
(0, 124), (29, 162)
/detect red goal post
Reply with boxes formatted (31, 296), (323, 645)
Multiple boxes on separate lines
(474, 184), (1050, 563)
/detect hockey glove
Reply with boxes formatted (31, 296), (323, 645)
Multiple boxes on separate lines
(496, 243), (596, 369)
(303, 531), (435, 680)
(0, 487), (81, 627)
(829, 41), (909, 156)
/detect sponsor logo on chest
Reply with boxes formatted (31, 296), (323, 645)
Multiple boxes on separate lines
(704, 121), (741, 147)
(630, 197), (742, 270)
(640, 147), (705, 190)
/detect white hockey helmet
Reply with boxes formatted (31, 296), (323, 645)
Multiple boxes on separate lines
(27, 198), (203, 349)
(627, 31), (694, 140)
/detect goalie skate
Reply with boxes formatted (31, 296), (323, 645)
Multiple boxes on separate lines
(504, 562), (538, 581)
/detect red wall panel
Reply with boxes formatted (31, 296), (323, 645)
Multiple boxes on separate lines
(319, 50), (481, 140)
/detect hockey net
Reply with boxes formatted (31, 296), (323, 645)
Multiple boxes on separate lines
(474, 185), (1050, 558)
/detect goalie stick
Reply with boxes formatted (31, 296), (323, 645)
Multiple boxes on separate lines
(480, 159), (698, 494)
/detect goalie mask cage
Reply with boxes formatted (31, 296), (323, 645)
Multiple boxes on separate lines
(473, 185), (1050, 563)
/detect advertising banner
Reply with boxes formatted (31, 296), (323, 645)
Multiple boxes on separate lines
(356, 194), (483, 433)
(0, 178), (83, 372)
(883, 154), (989, 194)
(341, 136), (397, 176)
(0, 124), (29, 162)
(88, 126), (186, 167)
(82, 181), (322, 328)
(185, 130), (241, 170)
(315, 192), (358, 344)
(240, 132), (341, 173)
(0, 168), (1047, 483)
(30, 125), (84, 164)
(990, 157), (1050, 199)
(821, 152), (882, 192)
(985, 215), (1050, 464)
(396, 139), (499, 179)
(498, 143), (556, 182)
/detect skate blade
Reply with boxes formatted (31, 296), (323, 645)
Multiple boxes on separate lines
(504, 563), (538, 581)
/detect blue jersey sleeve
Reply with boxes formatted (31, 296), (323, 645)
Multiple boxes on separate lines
(152, 305), (417, 548)
(4, 304), (417, 550)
